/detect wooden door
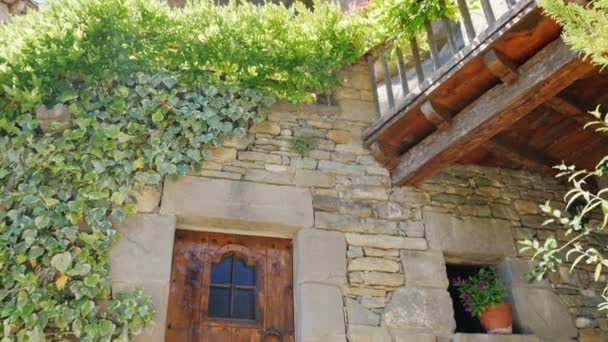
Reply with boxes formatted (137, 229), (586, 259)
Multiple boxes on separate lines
(166, 230), (294, 342)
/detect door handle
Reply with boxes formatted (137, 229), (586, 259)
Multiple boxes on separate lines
(259, 328), (282, 342)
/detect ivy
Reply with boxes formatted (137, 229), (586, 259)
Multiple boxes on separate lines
(0, 72), (271, 340)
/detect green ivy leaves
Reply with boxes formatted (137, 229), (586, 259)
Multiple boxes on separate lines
(0, 72), (271, 340)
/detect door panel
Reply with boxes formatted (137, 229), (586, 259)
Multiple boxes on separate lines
(166, 231), (294, 342)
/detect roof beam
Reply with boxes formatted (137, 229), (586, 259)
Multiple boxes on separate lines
(544, 96), (593, 125)
(391, 39), (594, 186)
(484, 135), (559, 177)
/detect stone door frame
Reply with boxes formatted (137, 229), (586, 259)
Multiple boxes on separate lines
(110, 176), (348, 342)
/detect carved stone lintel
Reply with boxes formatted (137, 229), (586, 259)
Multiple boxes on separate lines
(483, 48), (519, 85)
(36, 103), (72, 134)
(421, 100), (451, 130)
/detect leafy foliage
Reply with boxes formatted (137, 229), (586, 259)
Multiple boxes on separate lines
(539, 0), (608, 66)
(451, 267), (507, 318)
(365, 0), (458, 46)
(290, 135), (321, 156)
(521, 0), (608, 315)
(0, 71), (271, 340)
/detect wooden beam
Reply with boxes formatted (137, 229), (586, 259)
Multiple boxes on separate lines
(482, 49), (519, 85)
(544, 96), (593, 125)
(420, 100), (451, 129)
(391, 39), (594, 186)
(484, 135), (559, 177)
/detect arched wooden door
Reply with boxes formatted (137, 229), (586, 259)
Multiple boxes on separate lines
(165, 230), (294, 342)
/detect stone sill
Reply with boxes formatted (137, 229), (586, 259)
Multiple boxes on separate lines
(452, 333), (540, 342)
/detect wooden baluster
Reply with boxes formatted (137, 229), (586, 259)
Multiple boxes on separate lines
(410, 37), (425, 85)
(367, 54), (381, 119)
(380, 47), (395, 109)
(425, 21), (441, 70)
(395, 47), (409, 97)
(480, 0), (496, 26)
(440, 0), (458, 55)
(457, 0), (476, 41)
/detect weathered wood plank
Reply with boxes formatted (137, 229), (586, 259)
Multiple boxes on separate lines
(391, 39), (594, 185)
(484, 134), (558, 177)
(545, 96), (593, 125)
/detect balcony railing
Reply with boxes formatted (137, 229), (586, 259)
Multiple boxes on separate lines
(368, 0), (530, 119)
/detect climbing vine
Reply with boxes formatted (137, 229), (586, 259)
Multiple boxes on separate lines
(0, 0), (467, 340)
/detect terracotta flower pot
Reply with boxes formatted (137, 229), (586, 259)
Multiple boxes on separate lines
(479, 303), (513, 334)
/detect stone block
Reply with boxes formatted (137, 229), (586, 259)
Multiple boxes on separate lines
(198, 169), (242, 180)
(296, 283), (346, 342)
(351, 187), (389, 201)
(249, 121), (281, 135)
(399, 221), (425, 238)
(348, 257), (400, 273)
(498, 257), (550, 289)
(201, 145), (237, 162)
(222, 134), (253, 150)
(294, 228), (347, 287)
(347, 325), (392, 342)
(313, 195), (373, 217)
(377, 202), (418, 220)
(36, 103), (71, 134)
(0, 3), (8, 22)
(109, 214), (176, 283)
(295, 169), (336, 188)
(391, 332), (436, 342)
(345, 233), (428, 250)
(328, 130), (356, 144)
(318, 160), (366, 175)
(132, 186), (161, 213)
(360, 296), (386, 309)
(238, 151), (282, 164)
(161, 176), (313, 235)
(401, 250), (448, 289)
(382, 286), (455, 335)
(346, 299), (381, 326)
(244, 169), (294, 185)
(360, 271), (404, 287)
(424, 212), (516, 263)
(509, 287), (577, 338)
(338, 99), (375, 123)
(293, 127), (326, 138)
(390, 188), (431, 205)
(316, 212), (363, 232)
(451, 334), (540, 342)
(364, 247), (399, 258)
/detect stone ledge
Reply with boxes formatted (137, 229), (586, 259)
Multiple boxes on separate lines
(451, 334), (540, 342)
(160, 176), (313, 236)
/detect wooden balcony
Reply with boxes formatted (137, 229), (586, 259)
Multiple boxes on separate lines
(362, 0), (608, 187)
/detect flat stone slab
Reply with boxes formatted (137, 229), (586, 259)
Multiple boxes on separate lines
(161, 176), (313, 236)
(401, 250), (448, 289)
(296, 283), (346, 342)
(452, 334), (540, 342)
(382, 286), (455, 335)
(424, 212), (516, 263)
(109, 214), (176, 283)
(294, 228), (346, 287)
(347, 325), (392, 342)
(510, 287), (577, 338)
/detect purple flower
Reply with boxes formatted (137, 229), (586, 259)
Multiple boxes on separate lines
(477, 281), (485, 289)
(451, 277), (461, 286)
(462, 293), (470, 301)
(464, 303), (471, 312)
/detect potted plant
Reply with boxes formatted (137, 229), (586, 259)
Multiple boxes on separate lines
(452, 267), (512, 334)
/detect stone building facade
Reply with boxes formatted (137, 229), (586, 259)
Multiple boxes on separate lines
(107, 62), (608, 342)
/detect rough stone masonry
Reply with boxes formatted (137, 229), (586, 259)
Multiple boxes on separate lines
(111, 60), (608, 342)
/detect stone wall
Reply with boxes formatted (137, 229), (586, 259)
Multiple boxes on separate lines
(0, 0), (30, 22)
(110, 61), (608, 342)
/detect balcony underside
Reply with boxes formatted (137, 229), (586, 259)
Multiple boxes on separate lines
(362, 1), (608, 186)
